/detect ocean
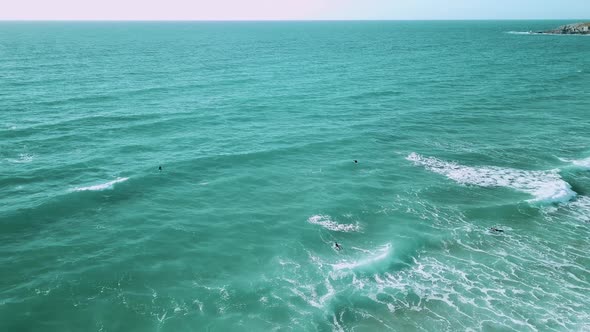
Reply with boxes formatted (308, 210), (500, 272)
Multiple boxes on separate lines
(1, 21), (589, 331)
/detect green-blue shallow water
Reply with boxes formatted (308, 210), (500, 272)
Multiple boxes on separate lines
(1, 21), (590, 331)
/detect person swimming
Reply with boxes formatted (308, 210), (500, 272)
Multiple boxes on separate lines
(158, 165), (162, 171)
(490, 227), (504, 233)
(354, 160), (358, 164)
(334, 242), (342, 251)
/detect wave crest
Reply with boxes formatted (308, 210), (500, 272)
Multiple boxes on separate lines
(572, 157), (590, 169)
(558, 156), (590, 170)
(407, 153), (575, 203)
(72, 177), (129, 192)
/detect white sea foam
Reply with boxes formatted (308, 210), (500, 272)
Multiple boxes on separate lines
(571, 157), (590, 169)
(288, 276), (335, 309)
(407, 152), (576, 203)
(73, 177), (129, 192)
(559, 156), (590, 169)
(307, 215), (360, 232)
(564, 196), (590, 223)
(8, 153), (34, 163)
(362, 243), (590, 330)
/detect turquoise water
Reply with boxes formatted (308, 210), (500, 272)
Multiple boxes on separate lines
(1, 21), (589, 331)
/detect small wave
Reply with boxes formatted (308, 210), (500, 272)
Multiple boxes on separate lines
(72, 177), (129, 192)
(307, 215), (360, 232)
(332, 243), (391, 271)
(558, 156), (590, 170)
(407, 153), (575, 203)
(507, 31), (533, 35)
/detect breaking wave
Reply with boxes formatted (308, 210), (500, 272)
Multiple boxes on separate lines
(72, 177), (129, 192)
(558, 156), (590, 170)
(331, 243), (392, 271)
(407, 153), (575, 203)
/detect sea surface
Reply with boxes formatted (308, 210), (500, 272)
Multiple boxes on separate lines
(1, 21), (589, 331)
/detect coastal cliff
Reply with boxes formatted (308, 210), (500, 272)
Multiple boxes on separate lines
(540, 22), (590, 35)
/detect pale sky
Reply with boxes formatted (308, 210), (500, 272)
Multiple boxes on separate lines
(0, 0), (589, 20)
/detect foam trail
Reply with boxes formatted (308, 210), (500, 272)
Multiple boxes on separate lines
(332, 243), (391, 271)
(407, 153), (575, 203)
(307, 215), (360, 232)
(73, 177), (129, 192)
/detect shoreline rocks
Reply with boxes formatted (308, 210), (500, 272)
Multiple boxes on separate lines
(538, 22), (590, 35)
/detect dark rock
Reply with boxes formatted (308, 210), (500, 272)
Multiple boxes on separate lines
(539, 22), (590, 35)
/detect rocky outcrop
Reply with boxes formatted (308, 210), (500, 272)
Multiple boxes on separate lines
(540, 22), (590, 35)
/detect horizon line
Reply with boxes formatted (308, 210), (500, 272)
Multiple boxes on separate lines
(0, 18), (588, 22)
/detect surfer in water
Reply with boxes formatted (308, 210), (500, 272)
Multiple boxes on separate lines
(158, 165), (162, 171)
(334, 242), (342, 251)
(490, 227), (504, 233)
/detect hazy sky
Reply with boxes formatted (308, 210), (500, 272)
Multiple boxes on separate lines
(1, 0), (589, 20)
